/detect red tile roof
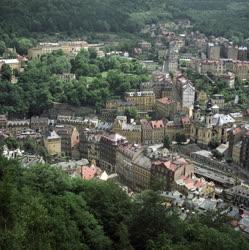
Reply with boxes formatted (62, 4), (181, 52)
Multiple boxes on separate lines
(79, 166), (97, 180)
(150, 120), (165, 129)
(157, 97), (175, 105)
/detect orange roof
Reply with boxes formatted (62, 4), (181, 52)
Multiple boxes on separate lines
(150, 120), (164, 129)
(233, 127), (241, 135)
(157, 97), (175, 105)
(80, 166), (97, 180)
(181, 116), (190, 125)
(163, 161), (177, 171)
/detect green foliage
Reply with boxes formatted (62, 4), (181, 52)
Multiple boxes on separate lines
(1, 64), (12, 81)
(0, 50), (148, 117)
(175, 133), (187, 144)
(0, 40), (6, 55)
(163, 135), (171, 149)
(125, 107), (139, 122)
(3, 137), (20, 150)
(0, 157), (248, 249)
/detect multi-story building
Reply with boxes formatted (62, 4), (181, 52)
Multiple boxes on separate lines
(57, 115), (98, 131)
(151, 157), (194, 191)
(55, 125), (79, 156)
(233, 61), (249, 80)
(164, 116), (191, 140)
(132, 154), (152, 191)
(224, 185), (249, 206)
(241, 132), (249, 170)
(112, 116), (142, 144)
(190, 100), (235, 148)
(226, 46), (238, 60)
(141, 119), (165, 145)
(43, 130), (61, 156)
(0, 59), (22, 73)
(155, 97), (180, 118)
(105, 99), (134, 114)
(140, 72), (174, 99)
(27, 41), (89, 59)
(207, 43), (220, 60)
(238, 47), (248, 61)
(211, 94), (225, 109)
(176, 74), (196, 109)
(124, 91), (156, 112)
(30, 116), (49, 133)
(228, 125), (249, 164)
(6, 120), (30, 136)
(99, 133), (127, 173)
(116, 144), (143, 188)
(125, 91), (156, 112)
(79, 130), (102, 164)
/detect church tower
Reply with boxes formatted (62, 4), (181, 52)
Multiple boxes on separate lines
(205, 99), (213, 128)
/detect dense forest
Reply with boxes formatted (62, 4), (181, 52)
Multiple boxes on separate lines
(0, 0), (249, 46)
(169, 0), (249, 42)
(1, 156), (248, 249)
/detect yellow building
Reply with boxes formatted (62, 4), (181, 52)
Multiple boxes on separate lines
(28, 41), (89, 59)
(43, 130), (61, 156)
(125, 91), (155, 112)
(0, 59), (21, 72)
(190, 100), (235, 148)
(112, 116), (142, 144)
(197, 90), (208, 107)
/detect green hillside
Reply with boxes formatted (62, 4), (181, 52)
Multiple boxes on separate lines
(0, 156), (248, 249)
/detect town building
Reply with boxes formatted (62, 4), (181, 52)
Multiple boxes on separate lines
(224, 185), (249, 206)
(27, 41), (89, 59)
(190, 100), (235, 148)
(140, 119), (165, 145)
(140, 72), (174, 99)
(241, 132), (249, 170)
(0, 59), (22, 72)
(99, 133), (127, 173)
(79, 130), (102, 164)
(124, 91), (156, 112)
(175, 74), (196, 109)
(112, 116), (142, 144)
(151, 157), (194, 191)
(211, 94), (225, 109)
(116, 143), (145, 190)
(6, 120), (30, 136)
(207, 43), (220, 60)
(30, 116), (49, 133)
(43, 130), (61, 156)
(155, 97), (180, 118)
(226, 46), (238, 60)
(238, 47), (248, 61)
(55, 125), (79, 156)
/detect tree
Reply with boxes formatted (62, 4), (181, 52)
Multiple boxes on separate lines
(175, 133), (187, 144)
(163, 135), (171, 149)
(14, 38), (33, 55)
(1, 64), (12, 81)
(0, 40), (6, 56)
(125, 107), (138, 123)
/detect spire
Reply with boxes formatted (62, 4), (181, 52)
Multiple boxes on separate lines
(206, 99), (213, 114)
(194, 92), (201, 111)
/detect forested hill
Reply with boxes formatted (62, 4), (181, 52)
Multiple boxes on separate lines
(0, 0), (249, 42)
(1, 156), (249, 249)
(0, 0), (167, 35)
(169, 0), (249, 41)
